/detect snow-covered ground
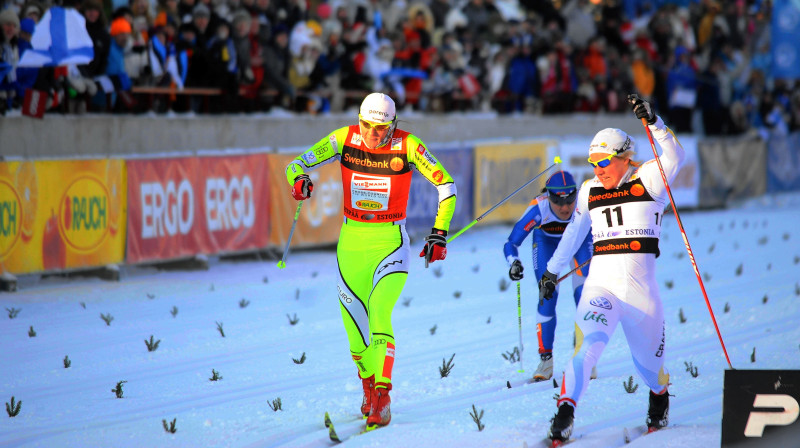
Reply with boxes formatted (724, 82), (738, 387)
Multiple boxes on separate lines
(2, 193), (799, 448)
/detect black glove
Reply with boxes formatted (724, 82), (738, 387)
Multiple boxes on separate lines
(419, 228), (447, 266)
(508, 259), (524, 281)
(291, 174), (314, 200)
(538, 270), (558, 302)
(627, 94), (656, 125)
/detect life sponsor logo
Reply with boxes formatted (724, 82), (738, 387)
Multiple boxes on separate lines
(589, 297), (612, 310)
(140, 179), (195, 238)
(0, 177), (22, 259)
(630, 183), (645, 196)
(583, 310), (608, 326)
(432, 170), (444, 183)
(389, 157), (404, 172)
(58, 174), (110, 253)
(205, 175), (256, 232)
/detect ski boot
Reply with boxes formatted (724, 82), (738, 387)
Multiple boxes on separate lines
(360, 374), (374, 418)
(646, 389), (669, 432)
(533, 353), (554, 382)
(548, 403), (574, 446)
(366, 383), (391, 430)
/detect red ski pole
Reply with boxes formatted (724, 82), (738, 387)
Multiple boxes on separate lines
(640, 118), (733, 369)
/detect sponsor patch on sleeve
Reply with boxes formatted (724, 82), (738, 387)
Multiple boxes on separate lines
(301, 151), (317, 164)
(351, 134), (362, 146)
(391, 138), (402, 151)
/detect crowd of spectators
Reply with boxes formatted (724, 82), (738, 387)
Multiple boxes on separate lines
(1, 0), (799, 137)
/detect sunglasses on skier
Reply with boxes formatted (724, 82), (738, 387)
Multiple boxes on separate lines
(587, 153), (617, 168)
(359, 115), (393, 131)
(548, 190), (577, 206)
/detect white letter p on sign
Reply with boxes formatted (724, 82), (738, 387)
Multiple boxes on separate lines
(744, 394), (800, 437)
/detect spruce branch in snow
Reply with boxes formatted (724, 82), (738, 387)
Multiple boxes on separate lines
(678, 308), (687, 324)
(239, 298), (250, 308)
(28, 326), (36, 337)
(553, 379), (559, 388)
(733, 242), (739, 250)
(6, 396), (21, 417)
(210, 283), (215, 291)
(664, 280), (673, 290)
(268, 398), (282, 411)
(471, 264), (480, 273)
(751, 347), (756, 363)
(469, 404), (485, 431)
(6, 307), (20, 319)
(100, 313), (114, 326)
(767, 263), (771, 271)
(433, 266), (443, 278)
(311, 271), (318, 278)
(216, 321), (225, 337)
(684, 361), (699, 378)
(145, 335), (161, 352)
(439, 353), (455, 378)
(295, 289), (300, 300)
(453, 290), (462, 299)
(402, 297), (412, 307)
(146, 293), (155, 299)
(703, 272), (711, 282)
(498, 277), (510, 292)
(795, 255), (800, 265)
(552, 392), (560, 401)
(263, 276), (269, 283)
(162, 418), (177, 433)
(112, 381), (127, 398)
(795, 283), (800, 296)
(292, 352), (306, 364)
(287, 314), (299, 325)
(783, 232), (790, 241)
(724, 302), (730, 313)
(170, 306), (178, 318)
(471, 246), (477, 253)
(209, 369), (222, 381)
(762, 294), (768, 304)
(757, 236), (768, 246)
(80, 302), (86, 309)
(486, 316), (491, 324)
(430, 324), (437, 335)
(501, 347), (520, 364)
(63, 356), (71, 368)
(735, 264), (743, 276)
(623, 376), (638, 393)
(707, 243), (715, 253)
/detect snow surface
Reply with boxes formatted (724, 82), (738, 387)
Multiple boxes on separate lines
(2, 193), (800, 448)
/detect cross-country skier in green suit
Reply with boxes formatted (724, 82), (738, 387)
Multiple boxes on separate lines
(285, 92), (457, 430)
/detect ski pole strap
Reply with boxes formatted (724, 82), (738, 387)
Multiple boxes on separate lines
(448, 157), (562, 243)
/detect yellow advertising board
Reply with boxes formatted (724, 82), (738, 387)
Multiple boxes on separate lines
(473, 141), (552, 224)
(0, 159), (126, 275)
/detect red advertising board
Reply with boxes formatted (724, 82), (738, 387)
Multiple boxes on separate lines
(126, 155), (270, 263)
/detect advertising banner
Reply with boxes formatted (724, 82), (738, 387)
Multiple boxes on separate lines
(698, 137), (767, 209)
(0, 159), (126, 275)
(767, 132), (800, 192)
(267, 153), (343, 249)
(126, 154), (269, 263)
(473, 141), (552, 225)
(556, 133), (700, 208)
(406, 145), (473, 236)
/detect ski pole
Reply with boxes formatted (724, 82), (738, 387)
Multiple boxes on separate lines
(516, 281), (524, 373)
(640, 117), (733, 369)
(277, 200), (303, 269)
(447, 157), (562, 243)
(538, 259), (591, 307)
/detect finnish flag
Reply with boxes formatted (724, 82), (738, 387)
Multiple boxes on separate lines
(18, 6), (94, 67)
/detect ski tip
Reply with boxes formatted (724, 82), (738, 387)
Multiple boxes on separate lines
(328, 425), (341, 443)
(324, 412), (332, 428)
(277, 261), (287, 269)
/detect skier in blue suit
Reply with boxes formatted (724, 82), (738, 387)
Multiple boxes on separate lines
(503, 170), (593, 381)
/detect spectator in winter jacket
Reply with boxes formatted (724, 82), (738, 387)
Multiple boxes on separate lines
(0, 8), (20, 112)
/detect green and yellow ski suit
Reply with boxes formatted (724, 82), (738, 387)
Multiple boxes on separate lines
(286, 125), (456, 387)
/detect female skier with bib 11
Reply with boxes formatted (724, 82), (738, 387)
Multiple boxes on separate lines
(285, 93), (456, 430)
(540, 94), (684, 446)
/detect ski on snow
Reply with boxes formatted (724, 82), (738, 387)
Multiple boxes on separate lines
(324, 411), (378, 444)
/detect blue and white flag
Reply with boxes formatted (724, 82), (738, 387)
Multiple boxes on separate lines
(18, 6), (94, 67)
(771, 0), (800, 79)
